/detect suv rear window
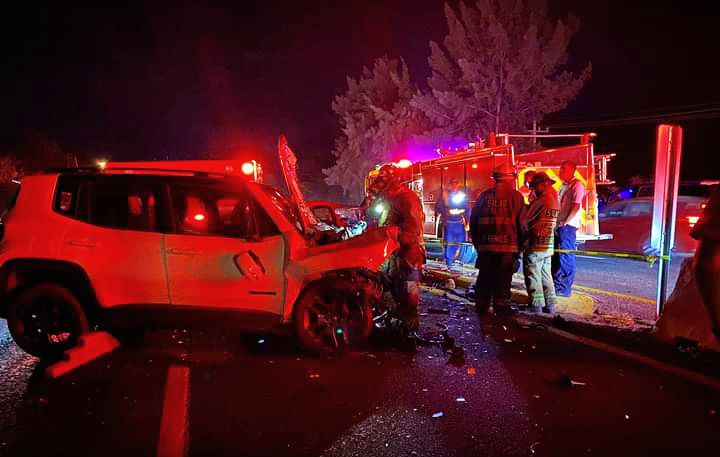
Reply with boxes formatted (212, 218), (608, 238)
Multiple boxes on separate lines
(89, 176), (164, 232)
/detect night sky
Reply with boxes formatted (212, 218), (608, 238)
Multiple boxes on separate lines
(1, 0), (718, 186)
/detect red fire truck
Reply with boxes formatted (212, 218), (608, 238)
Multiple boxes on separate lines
(367, 133), (614, 242)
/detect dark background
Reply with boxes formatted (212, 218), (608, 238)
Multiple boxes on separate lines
(1, 0), (718, 187)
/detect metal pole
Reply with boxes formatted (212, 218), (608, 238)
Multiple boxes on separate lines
(652, 125), (683, 317)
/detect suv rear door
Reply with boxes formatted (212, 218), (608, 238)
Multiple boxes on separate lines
(58, 175), (170, 306)
(164, 177), (285, 315)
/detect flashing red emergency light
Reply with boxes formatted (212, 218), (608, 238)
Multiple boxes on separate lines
(396, 159), (412, 169)
(193, 213), (206, 222)
(241, 162), (255, 175)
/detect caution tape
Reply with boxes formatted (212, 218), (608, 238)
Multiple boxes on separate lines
(425, 239), (671, 264)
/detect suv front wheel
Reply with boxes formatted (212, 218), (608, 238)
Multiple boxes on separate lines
(7, 283), (90, 360)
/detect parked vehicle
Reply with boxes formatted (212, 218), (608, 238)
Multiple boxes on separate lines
(308, 200), (367, 238)
(584, 196), (707, 255)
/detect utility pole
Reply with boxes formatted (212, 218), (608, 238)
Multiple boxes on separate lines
(529, 120), (549, 150)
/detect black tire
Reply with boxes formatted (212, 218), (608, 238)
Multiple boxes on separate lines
(7, 283), (90, 359)
(294, 281), (353, 356)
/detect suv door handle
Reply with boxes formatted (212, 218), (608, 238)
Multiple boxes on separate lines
(67, 239), (96, 248)
(165, 247), (200, 256)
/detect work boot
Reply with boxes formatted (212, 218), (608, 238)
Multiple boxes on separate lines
(542, 305), (555, 314)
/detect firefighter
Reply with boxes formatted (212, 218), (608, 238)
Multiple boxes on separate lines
(552, 160), (586, 297)
(523, 172), (560, 313)
(436, 177), (470, 269)
(368, 164), (426, 333)
(693, 186), (720, 340)
(470, 163), (527, 315)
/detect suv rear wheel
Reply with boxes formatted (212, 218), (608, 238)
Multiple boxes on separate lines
(7, 283), (90, 359)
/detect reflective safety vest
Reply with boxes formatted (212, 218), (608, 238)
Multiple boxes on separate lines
(526, 191), (560, 254)
(470, 184), (526, 254)
(437, 190), (470, 224)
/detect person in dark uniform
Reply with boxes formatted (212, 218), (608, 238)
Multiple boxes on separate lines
(469, 163), (526, 315)
(368, 165), (426, 333)
(436, 178), (470, 269)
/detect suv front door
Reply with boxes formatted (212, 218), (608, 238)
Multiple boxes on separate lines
(164, 177), (285, 315)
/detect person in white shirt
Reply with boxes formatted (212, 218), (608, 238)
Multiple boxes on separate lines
(552, 160), (585, 297)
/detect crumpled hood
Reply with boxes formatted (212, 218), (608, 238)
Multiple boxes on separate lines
(289, 226), (399, 276)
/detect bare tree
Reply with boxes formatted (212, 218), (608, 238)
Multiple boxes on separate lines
(412, 0), (591, 141)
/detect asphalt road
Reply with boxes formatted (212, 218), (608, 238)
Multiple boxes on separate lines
(574, 256), (683, 300)
(0, 288), (718, 457)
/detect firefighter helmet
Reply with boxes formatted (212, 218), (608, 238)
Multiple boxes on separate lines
(492, 163), (516, 181)
(369, 164), (400, 195)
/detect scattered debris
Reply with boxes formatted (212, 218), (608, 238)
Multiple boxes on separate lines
(504, 338), (514, 343)
(556, 374), (588, 388)
(428, 308), (451, 315)
(307, 370), (321, 381)
(456, 397), (466, 402)
(431, 411), (444, 418)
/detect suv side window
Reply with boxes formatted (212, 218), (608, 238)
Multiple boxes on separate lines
(89, 176), (164, 232)
(54, 176), (89, 221)
(171, 179), (278, 239)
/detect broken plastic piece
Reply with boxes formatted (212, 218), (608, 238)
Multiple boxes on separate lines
(45, 332), (120, 379)
(431, 411), (444, 418)
(307, 370), (321, 381)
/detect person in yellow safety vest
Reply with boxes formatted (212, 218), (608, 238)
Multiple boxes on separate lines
(367, 164), (426, 334)
(436, 177), (470, 269)
(469, 163), (527, 316)
(522, 172), (560, 314)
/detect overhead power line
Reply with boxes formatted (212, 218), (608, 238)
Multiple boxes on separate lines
(547, 107), (720, 129)
(548, 101), (720, 124)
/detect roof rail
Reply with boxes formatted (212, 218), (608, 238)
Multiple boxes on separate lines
(42, 167), (100, 174)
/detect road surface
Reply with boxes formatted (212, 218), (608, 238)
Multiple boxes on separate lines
(0, 288), (717, 457)
(575, 256), (682, 301)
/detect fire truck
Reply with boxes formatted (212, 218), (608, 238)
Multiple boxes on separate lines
(367, 133), (614, 242)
